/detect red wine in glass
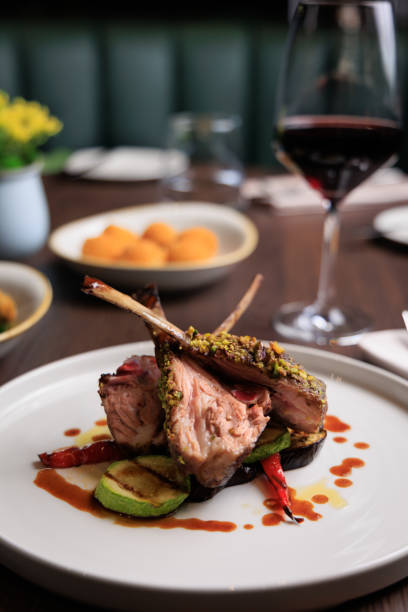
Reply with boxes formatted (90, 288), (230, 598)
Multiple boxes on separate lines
(276, 115), (402, 206)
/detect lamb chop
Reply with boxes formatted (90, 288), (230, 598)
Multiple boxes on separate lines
(99, 355), (166, 452)
(98, 275), (264, 457)
(83, 276), (327, 487)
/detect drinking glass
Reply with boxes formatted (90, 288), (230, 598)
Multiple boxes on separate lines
(273, 0), (402, 345)
(160, 113), (245, 208)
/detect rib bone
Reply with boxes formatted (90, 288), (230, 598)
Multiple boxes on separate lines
(82, 276), (189, 347)
(213, 274), (263, 335)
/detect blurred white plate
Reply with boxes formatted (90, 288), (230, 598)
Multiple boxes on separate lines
(0, 342), (407, 611)
(373, 205), (408, 245)
(359, 329), (408, 379)
(48, 203), (258, 290)
(0, 262), (53, 358)
(64, 147), (187, 181)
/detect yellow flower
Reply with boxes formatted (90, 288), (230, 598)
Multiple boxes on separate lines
(0, 92), (63, 168)
(0, 97), (62, 142)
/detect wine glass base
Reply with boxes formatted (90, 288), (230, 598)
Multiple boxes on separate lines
(273, 302), (372, 346)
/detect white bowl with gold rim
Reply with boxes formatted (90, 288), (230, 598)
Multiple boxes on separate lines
(0, 262), (53, 358)
(48, 202), (259, 291)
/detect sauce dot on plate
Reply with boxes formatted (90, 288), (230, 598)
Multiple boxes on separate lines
(335, 478), (353, 488)
(95, 419), (107, 426)
(330, 458), (365, 477)
(324, 415), (351, 432)
(354, 442), (370, 450)
(311, 494), (329, 504)
(64, 428), (81, 437)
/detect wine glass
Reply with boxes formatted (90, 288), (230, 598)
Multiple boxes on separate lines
(273, 0), (402, 345)
(161, 113), (244, 209)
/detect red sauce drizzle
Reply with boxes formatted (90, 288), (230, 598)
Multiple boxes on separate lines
(64, 428), (81, 437)
(34, 469), (236, 533)
(116, 516), (236, 532)
(95, 418), (107, 426)
(324, 415), (351, 432)
(34, 469), (106, 517)
(330, 457), (365, 477)
(333, 436), (347, 444)
(92, 434), (112, 442)
(335, 478), (353, 488)
(354, 442), (370, 450)
(312, 494), (329, 504)
(262, 487), (322, 525)
(262, 513), (284, 526)
(289, 488), (322, 521)
(262, 497), (286, 526)
(243, 524), (254, 530)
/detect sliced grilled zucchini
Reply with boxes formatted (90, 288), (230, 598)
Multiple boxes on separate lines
(95, 455), (190, 517)
(243, 426), (291, 464)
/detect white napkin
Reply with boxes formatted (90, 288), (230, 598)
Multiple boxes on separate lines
(359, 329), (408, 379)
(242, 168), (408, 214)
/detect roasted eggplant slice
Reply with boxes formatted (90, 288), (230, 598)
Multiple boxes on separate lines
(188, 464), (260, 503)
(280, 429), (327, 471)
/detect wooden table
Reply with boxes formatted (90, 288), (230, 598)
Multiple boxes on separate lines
(0, 174), (407, 611)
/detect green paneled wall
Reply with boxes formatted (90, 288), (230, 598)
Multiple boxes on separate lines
(0, 21), (406, 169)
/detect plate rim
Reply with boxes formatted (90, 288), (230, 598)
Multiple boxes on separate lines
(0, 341), (407, 601)
(48, 202), (259, 272)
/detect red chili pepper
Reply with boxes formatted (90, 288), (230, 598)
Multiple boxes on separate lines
(38, 440), (126, 468)
(261, 453), (299, 523)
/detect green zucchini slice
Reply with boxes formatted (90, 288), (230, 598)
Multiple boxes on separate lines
(243, 426), (291, 464)
(95, 455), (190, 518)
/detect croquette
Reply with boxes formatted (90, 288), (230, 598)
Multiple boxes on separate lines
(177, 227), (218, 255)
(82, 235), (126, 260)
(142, 222), (178, 248)
(168, 236), (216, 262)
(0, 289), (17, 328)
(118, 238), (168, 266)
(103, 224), (138, 244)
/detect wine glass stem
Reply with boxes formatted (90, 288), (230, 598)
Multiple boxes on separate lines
(314, 201), (341, 311)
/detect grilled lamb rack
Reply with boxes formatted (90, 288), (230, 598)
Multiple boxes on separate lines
(84, 277), (327, 487)
(98, 276), (265, 457)
(83, 276), (327, 436)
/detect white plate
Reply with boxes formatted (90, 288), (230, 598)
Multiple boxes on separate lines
(0, 342), (407, 611)
(373, 205), (408, 245)
(64, 147), (188, 181)
(48, 202), (258, 290)
(359, 329), (408, 379)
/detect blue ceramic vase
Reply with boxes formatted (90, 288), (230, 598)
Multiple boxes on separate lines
(0, 163), (50, 259)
